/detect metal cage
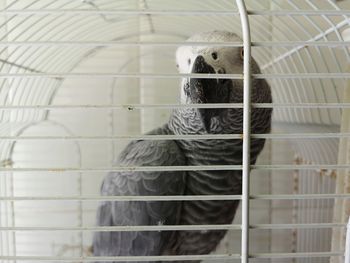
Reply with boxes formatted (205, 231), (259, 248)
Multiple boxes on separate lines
(0, 0), (350, 263)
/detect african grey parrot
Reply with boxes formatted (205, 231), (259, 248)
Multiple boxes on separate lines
(93, 30), (272, 262)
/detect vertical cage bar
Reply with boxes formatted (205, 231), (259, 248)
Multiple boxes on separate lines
(345, 216), (350, 263)
(236, 0), (252, 263)
(332, 27), (350, 263)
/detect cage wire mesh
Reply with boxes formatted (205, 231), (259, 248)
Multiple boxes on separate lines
(0, 0), (350, 262)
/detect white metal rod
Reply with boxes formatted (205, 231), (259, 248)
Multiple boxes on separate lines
(251, 252), (344, 259)
(1, 103), (350, 109)
(251, 164), (350, 170)
(251, 223), (346, 230)
(0, 225), (242, 232)
(0, 252), (343, 261)
(0, 73), (349, 79)
(237, 0), (251, 262)
(0, 73), (243, 79)
(253, 194), (350, 200)
(0, 195), (242, 201)
(0, 255), (241, 262)
(1, 133), (350, 141)
(0, 9), (350, 15)
(1, 194), (349, 202)
(0, 73), (244, 79)
(0, 165), (244, 172)
(0, 41), (349, 47)
(2, 194), (350, 201)
(0, 223), (346, 232)
(345, 216), (350, 263)
(1, 164), (350, 172)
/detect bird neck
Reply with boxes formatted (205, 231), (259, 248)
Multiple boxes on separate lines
(168, 108), (205, 135)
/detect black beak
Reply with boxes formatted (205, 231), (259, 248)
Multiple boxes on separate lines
(189, 55), (230, 132)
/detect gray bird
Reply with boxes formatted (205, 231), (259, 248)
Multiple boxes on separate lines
(93, 30), (272, 263)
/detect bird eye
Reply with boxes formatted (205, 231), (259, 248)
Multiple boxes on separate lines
(240, 48), (244, 59)
(187, 59), (191, 65)
(184, 82), (190, 96)
(212, 52), (218, 60)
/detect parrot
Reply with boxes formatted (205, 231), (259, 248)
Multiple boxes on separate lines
(92, 30), (272, 263)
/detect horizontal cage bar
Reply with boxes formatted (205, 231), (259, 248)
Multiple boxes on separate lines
(1, 164), (349, 172)
(1, 133), (350, 141)
(1, 103), (350, 109)
(0, 41), (349, 47)
(0, 252), (344, 261)
(0, 223), (346, 232)
(0, 255), (241, 262)
(0, 73), (348, 79)
(0, 9), (350, 15)
(1, 194), (349, 202)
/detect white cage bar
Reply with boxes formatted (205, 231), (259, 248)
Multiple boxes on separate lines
(1, 0), (350, 262)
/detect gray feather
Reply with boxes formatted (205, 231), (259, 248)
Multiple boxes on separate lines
(93, 125), (186, 263)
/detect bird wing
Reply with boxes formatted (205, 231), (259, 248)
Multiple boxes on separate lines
(93, 125), (186, 258)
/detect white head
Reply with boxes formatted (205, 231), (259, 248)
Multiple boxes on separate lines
(176, 31), (244, 104)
